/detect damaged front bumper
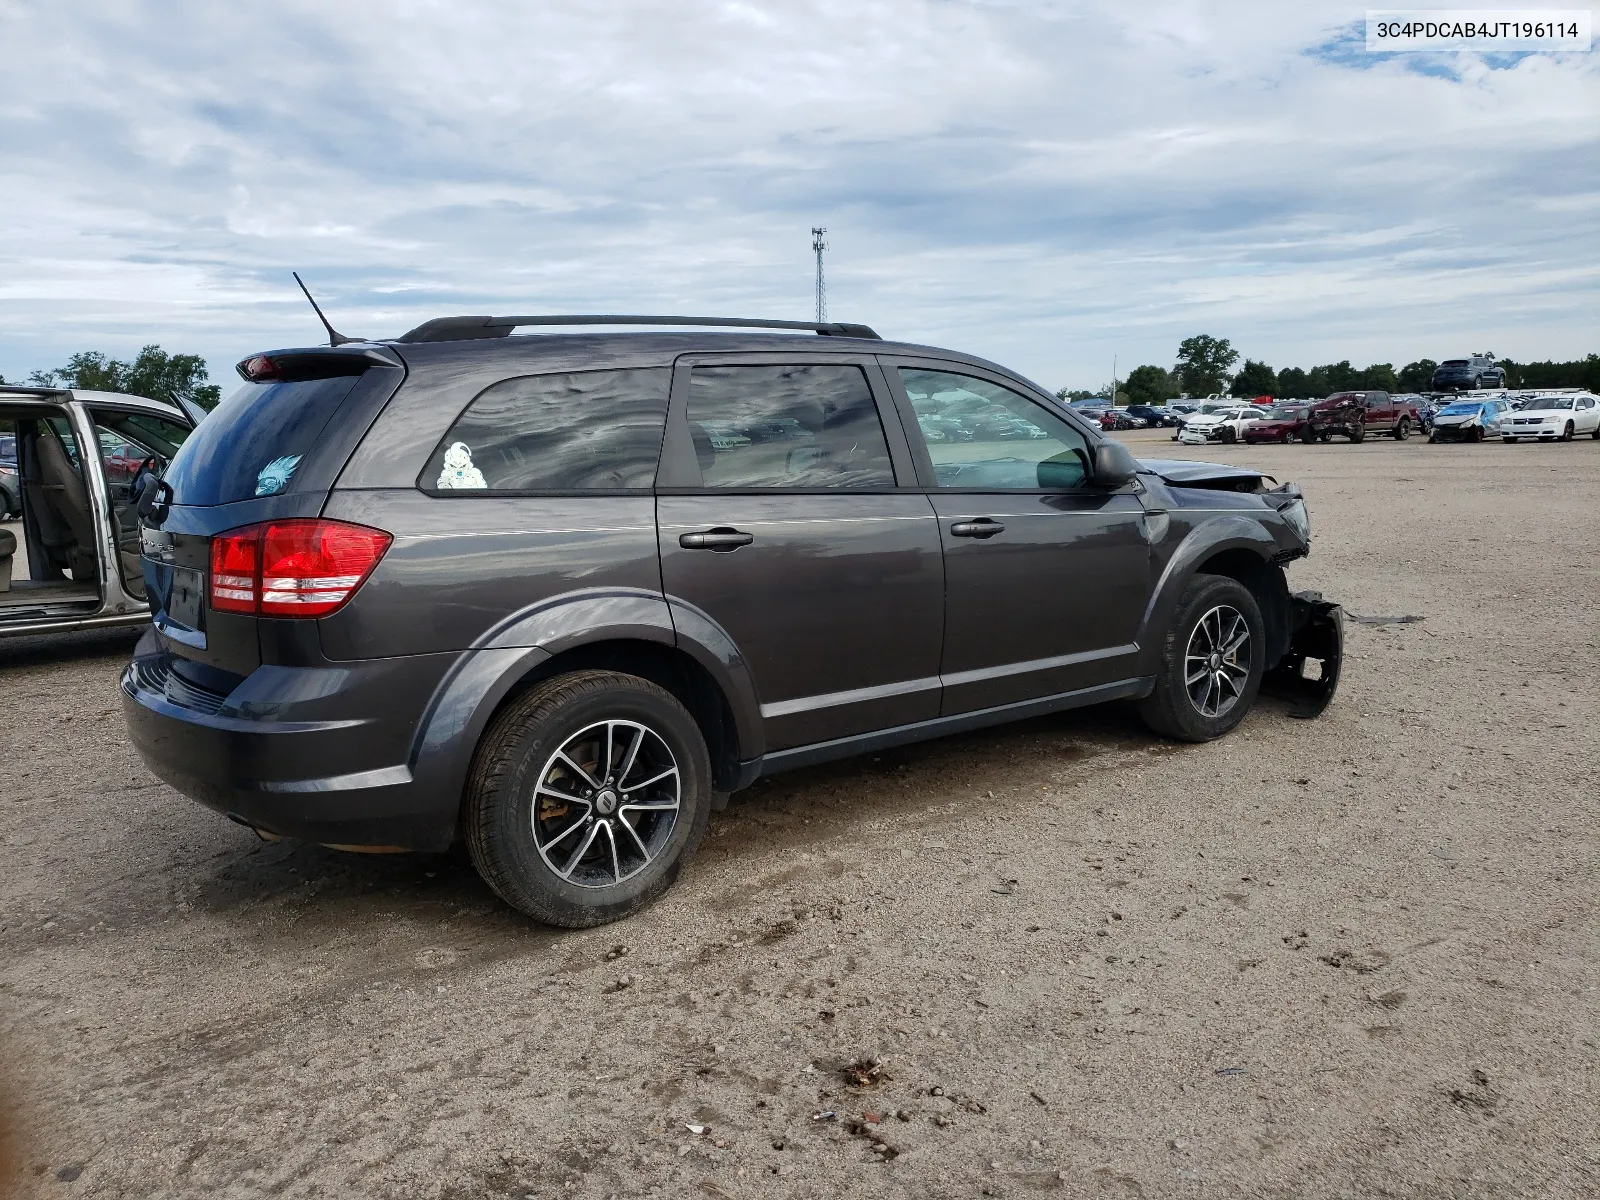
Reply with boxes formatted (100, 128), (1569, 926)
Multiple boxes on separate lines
(1261, 590), (1344, 719)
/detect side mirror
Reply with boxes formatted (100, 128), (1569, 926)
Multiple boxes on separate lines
(1092, 440), (1139, 489)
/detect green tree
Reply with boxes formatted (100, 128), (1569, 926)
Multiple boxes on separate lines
(1356, 362), (1399, 392)
(1276, 366), (1309, 398)
(1175, 335), (1238, 397)
(1397, 359), (1436, 391)
(29, 344), (223, 410)
(1056, 388), (1099, 402)
(1497, 353), (1599, 391)
(1303, 366), (1332, 398)
(1317, 361), (1359, 392)
(1123, 365), (1178, 407)
(1230, 359), (1277, 398)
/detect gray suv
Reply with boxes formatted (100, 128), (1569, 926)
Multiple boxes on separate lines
(123, 315), (1342, 927)
(1431, 356), (1506, 391)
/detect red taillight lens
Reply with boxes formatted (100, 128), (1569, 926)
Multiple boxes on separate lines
(208, 519), (391, 618)
(210, 529), (260, 613)
(259, 519), (391, 616)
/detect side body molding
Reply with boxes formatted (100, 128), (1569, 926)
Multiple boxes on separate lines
(1133, 516), (1282, 677)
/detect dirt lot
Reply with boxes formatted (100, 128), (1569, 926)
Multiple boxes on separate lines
(2, 430), (1596, 1199)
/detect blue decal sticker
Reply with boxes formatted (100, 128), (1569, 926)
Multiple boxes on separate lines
(255, 454), (302, 497)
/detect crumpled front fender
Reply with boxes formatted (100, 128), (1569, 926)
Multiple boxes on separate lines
(1260, 590), (1344, 718)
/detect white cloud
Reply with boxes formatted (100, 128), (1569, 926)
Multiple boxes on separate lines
(0, 0), (1594, 390)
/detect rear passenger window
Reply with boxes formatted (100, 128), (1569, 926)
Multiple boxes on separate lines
(426, 368), (669, 492)
(686, 364), (894, 489)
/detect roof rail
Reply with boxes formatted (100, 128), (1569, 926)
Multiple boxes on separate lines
(394, 314), (881, 344)
(0, 383), (70, 397)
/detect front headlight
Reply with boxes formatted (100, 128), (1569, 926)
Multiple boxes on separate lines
(1279, 497), (1311, 544)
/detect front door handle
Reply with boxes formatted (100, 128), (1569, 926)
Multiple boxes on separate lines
(679, 528), (754, 551)
(949, 518), (1005, 538)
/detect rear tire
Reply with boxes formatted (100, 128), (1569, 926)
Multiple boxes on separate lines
(1393, 419), (1410, 441)
(464, 670), (712, 928)
(1138, 575), (1265, 743)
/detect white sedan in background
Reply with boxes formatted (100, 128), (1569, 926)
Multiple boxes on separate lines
(1177, 404), (1272, 445)
(1501, 393), (1600, 442)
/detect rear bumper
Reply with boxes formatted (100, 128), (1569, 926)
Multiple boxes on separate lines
(121, 633), (464, 850)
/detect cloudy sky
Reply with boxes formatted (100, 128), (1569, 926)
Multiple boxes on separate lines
(1, 1), (1595, 393)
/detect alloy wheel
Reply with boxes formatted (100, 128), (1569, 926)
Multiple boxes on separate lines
(1185, 605), (1252, 719)
(531, 720), (680, 889)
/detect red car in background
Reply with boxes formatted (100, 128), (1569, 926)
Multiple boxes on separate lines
(1243, 403), (1312, 443)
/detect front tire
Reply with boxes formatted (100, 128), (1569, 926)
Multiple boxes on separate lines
(1348, 421), (1366, 444)
(1139, 575), (1265, 743)
(465, 670), (712, 928)
(1561, 422), (1574, 442)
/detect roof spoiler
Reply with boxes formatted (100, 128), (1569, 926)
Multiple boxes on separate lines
(394, 314), (882, 344)
(236, 345), (398, 383)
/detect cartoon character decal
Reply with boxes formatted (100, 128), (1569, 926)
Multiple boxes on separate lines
(437, 442), (487, 489)
(255, 454), (302, 497)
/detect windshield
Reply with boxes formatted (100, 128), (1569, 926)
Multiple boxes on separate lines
(1522, 396), (1573, 410)
(1438, 402), (1483, 415)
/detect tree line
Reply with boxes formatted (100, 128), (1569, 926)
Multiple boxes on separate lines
(0, 345), (223, 409)
(1062, 335), (1600, 406)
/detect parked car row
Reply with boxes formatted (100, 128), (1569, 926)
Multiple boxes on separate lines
(1139, 390), (1600, 446)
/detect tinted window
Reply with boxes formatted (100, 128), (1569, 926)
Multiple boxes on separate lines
(686, 364), (894, 489)
(900, 368), (1092, 489)
(163, 376), (360, 505)
(426, 368), (669, 492)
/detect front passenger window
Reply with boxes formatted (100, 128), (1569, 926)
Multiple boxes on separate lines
(899, 368), (1092, 489)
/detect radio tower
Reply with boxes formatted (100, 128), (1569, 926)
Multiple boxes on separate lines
(811, 226), (828, 323)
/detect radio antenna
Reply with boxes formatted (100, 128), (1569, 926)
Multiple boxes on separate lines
(292, 272), (354, 346)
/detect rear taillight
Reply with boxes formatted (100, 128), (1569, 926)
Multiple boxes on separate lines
(209, 529), (261, 613)
(208, 519), (391, 618)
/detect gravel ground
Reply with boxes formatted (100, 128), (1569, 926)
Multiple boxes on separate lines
(2, 430), (1596, 1199)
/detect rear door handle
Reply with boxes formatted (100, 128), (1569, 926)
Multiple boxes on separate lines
(679, 528), (754, 551)
(949, 519), (1004, 538)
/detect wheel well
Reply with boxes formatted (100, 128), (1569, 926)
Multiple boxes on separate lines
(494, 639), (743, 791)
(1192, 549), (1291, 667)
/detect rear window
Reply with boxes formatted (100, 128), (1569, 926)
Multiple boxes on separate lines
(162, 376), (360, 506)
(1440, 360), (1467, 367)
